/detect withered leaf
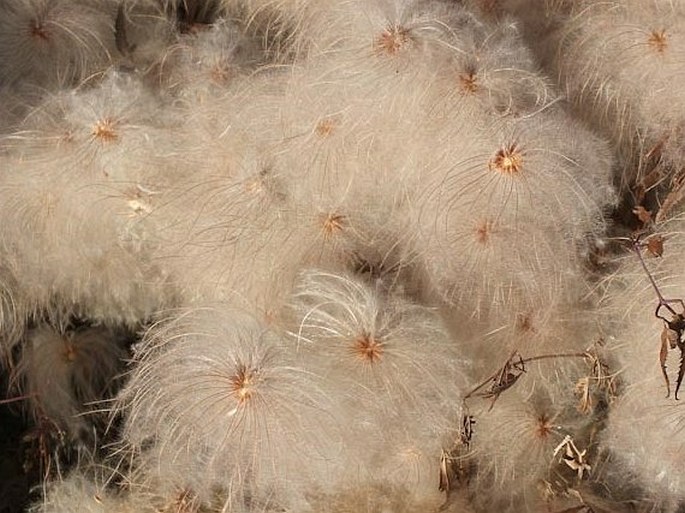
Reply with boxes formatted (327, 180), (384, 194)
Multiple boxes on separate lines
(676, 342), (685, 400)
(480, 352), (526, 409)
(574, 377), (593, 414)
(634, 172), (658, 205)
(656, 170), (685, 223)
(660, 326), (672, 398)
(439, 450), (449, 492)
(646, 235), (665, 257)
(632, 205), (652, 225)
(645, 137), (667, 161)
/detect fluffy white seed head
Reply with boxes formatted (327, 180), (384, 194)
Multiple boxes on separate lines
(14, 325), (126, 440)
(0, 0), (116, 89)
(117, 305), (341, 509)
(289, 269), (467, 436)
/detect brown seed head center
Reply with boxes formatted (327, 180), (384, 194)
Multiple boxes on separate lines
(210, 63), (231, 84)
(648, 29), (667, 53)
(474, 219), (493, 244)
(376, 25), (411, 55)
(315, 118), (336, 138)
(165, 489), (195, 513)
(535, 413), (553, 439)
(230, 365), (259, 404)
(62, 340), (77, 362)
(489, 144), (523, 175)
(515, 312), (538, 334)
(459, 72), (478, 94)
(353, 333), (383, 363)
(29, 20), (50, 42)
(92, 118), (118, 142)
(320, 212), (346, 239)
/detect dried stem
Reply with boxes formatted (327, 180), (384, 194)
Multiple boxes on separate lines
(630, 236), (681, 319)
(464, 351), (589, 401)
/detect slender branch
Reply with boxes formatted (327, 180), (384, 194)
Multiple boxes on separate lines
(464, 352), (590, 401)
(630, 235), (680, 318)
(523, 352), (589, 364)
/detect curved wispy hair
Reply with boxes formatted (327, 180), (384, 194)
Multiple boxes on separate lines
(117, 305), (342, 509)
(0, 86), (36, 136)
(14, 325), (126, 442)
(361, 411), (453, 506)
(0, 0), (116, 90)
(289, 269), (467, 435)
(117, 468), (221, 513)
(457, 299), (603, 384)
(149, 188), (300, 313)
(110, 0), (178, 71)
(285, 178), (413, 278)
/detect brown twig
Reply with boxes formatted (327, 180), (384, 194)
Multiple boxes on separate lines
(464, 351), (590, 403)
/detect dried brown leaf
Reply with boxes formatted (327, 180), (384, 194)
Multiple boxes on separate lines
(439, 450), (449, 492)
(660, 326), (671, 398)
(574, 377), (593, 414)
(632, 205), (652, 225)
(634, 158), (666, 204)
(656, 170), (685, 223)
(676, 343), (685, 400)
(647, 235), (665, 257)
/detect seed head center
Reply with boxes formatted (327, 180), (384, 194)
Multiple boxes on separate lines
(648, 29), (667, 53)
(489, 144), (523, 175)
(353, 333), (383, 363)
(92, 118), (118, 142)
(474, 220), (493, 244)
(29, 20), (50, 42)
(459, 72), (478, 94)
(62, 340), (77, 362)
(320, 212), (346, 239)
(535, 413), (553, 439)
(230, 365), (258, 403)
(376, 25), (411, 55)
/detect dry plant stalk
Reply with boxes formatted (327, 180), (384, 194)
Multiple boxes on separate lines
(464, 350), (589, 409)
(629, 232), (685, 398)
(439, 413), (476, 494)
